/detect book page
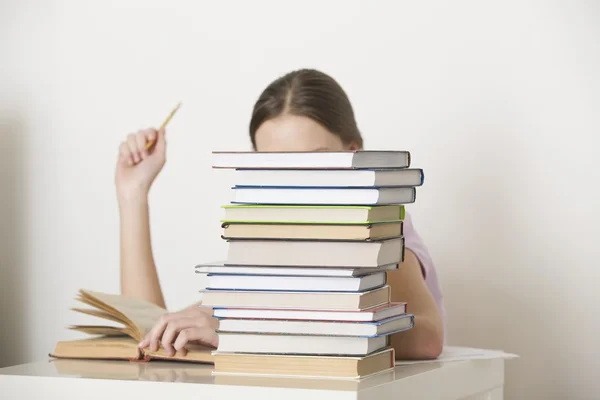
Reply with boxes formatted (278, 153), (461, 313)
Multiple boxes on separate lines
(71, 308), (127, 325)
(69, 325), (132, 337)
(79, 290), (167, 341)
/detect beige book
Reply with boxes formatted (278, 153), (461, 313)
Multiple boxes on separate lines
(50, 289), (213, 364)
(221, 204), (405, 224)
(222, 221), (403, 240)
(226, 237), (404, 268)
(212, 347), (395, 379)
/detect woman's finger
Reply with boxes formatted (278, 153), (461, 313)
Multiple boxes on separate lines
(142, 128), (158, 153)
(160, 317), (197, 356)
(138, 335), (150, 349)
(146, 313), (174, 352)
(173, 327), (218, 352)
(126, 133), (141, 164)
(118, 142), (134, 166)
(136, 129), (152, 159)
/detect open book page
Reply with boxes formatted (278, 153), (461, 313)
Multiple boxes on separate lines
(68, 325), (132, 337)
(78, 290), (167, 341)
(71, 307), (127, 325)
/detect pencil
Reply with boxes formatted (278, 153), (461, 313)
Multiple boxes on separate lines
(145, 102), (182, 150)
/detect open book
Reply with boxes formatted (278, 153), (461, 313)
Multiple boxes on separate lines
(50, 290), (214, 363)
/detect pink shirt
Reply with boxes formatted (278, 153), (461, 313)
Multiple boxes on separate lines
(402, 212), (446, 332)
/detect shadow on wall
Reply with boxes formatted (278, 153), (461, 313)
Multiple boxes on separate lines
(0, 111), (28, 367)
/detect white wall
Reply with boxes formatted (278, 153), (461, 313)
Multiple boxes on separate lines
(1, 0), (599, 397)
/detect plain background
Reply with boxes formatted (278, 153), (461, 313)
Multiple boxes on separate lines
(1, 0), (599, 398)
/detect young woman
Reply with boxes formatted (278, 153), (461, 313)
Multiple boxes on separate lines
(116, 69), (445, 360)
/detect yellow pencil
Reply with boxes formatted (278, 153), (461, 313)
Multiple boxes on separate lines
(145, 102), (182, 150)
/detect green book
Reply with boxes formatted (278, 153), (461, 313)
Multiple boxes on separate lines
(221, 204), (405, 225)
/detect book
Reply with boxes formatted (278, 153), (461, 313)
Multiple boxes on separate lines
(50, 290), (213, 363)
(231, 186), (416, 205)
(212, 150), (410, 169)
(212, 302), (408, 322)
(221, 204), (405, 224)
(215, 332), (389, 355)
(195, 262), (399, 277)
(212, 347), (395, 379)
(233, 168), (424, 187)
(205, 271), (387, 292)
(201, 285), (391, 310)
(226, 237), (404, 268)
(203, 148), (422, 378)
(217, 314), (414, 337)
(222, 221), (403, 240)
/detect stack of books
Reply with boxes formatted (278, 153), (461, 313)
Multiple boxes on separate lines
(198, 150), (424, 379)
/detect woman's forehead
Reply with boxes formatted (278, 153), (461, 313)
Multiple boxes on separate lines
(254, 114), (344, 152)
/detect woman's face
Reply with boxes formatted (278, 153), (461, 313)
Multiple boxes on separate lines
(254, 114), (358, 152)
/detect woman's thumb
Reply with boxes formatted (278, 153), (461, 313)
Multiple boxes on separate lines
(155, 127), (167, 151)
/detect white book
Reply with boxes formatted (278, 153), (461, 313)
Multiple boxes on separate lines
(195, 263), (399, 277)
(212, 302), (407, 322)
(212, 150), (410, 169)
(205, 272), (386, 292)
(231, 186), (416, 206)
(216, 332), (388, 356)
(226, 237), (404, 268)
(201, 285), (391, 311)
(234, 168), (424, 187)
(217, 314), (414, 337)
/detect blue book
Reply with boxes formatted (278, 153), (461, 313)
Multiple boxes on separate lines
(232, 168), (424, 188)
(231, 186), (416, 206)
(216, 314), (415, 338)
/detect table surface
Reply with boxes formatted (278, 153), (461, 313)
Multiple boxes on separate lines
(0, 356), (505, 400)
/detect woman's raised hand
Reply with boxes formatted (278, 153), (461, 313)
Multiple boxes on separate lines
(115, 127), (167, 200)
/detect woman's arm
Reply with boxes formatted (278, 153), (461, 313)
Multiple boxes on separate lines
(388, 249), (444, 359)
(119, 194), (165, 308)
(115, 128), (168, 308)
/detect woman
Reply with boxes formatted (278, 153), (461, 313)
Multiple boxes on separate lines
(116, 69), (445, 360)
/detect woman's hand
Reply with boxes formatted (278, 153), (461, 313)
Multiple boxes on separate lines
(138, 304), (219, 356)
(115, 127), (167, 201)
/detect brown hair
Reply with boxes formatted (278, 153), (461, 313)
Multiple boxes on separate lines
(249, 69), (363, 149)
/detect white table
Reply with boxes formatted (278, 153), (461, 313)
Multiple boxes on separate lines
(0, 357), (505, 399)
